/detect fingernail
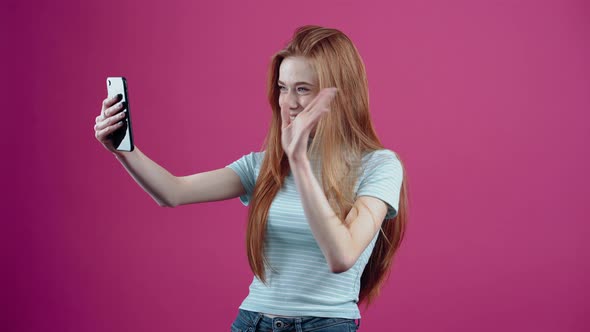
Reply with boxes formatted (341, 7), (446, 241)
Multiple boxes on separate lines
(117, 93), (122, 99)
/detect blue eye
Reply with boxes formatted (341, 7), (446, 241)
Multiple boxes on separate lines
(297, 87), (310, 93)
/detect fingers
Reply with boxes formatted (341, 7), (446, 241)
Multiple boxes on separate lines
(102, 93), (122, 112)
(304, 88), (337, 124)
(301, 87), (337, 115)
(95, 98), (127, 137)
(96, 100), (126, 123)
(280, 104), (291, 129)
(317, 87), (337, 108)
(95, 94), (125, 149)
(95, 121), (125, 141)
(280, 87), (337, 129)
(95, 109), (126, 131)
(105, 101), (126, 117)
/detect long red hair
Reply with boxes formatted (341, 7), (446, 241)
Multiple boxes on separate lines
(246, 25), (410, 304)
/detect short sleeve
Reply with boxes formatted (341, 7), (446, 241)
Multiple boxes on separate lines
(356, 149), (403, 219)
(226, 151), (264, 206)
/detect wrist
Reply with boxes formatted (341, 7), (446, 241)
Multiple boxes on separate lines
(112, 149), (133, 161)
(288, 152), (309, 167)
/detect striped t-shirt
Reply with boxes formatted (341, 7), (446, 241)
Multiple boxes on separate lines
(226, 149), (403, 319)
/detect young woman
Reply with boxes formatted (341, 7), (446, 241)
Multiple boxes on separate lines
(95, 25), (408, 332)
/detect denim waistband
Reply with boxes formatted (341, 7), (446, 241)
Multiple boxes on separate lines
(233, 309), (361, 331)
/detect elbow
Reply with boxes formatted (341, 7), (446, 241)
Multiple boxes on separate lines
(330, 264), (351, 274)
(328, 256), (355, 274)
(157, 198), (178, 208)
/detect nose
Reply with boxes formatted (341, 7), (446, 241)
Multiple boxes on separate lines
(282, 90), (299, 110)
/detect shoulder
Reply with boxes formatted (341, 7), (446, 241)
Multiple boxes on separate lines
(356, 149), (404, 219)
(226, 150), (266, 175)
(233, 150), (266, 165)
(357, 148), (403, 183)
(247, 151), (266, 166)
(361, 149), (401, 168)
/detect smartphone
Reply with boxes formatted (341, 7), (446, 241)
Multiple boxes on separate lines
(106, 77), (134, 151)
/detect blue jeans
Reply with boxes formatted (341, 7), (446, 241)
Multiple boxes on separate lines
(231, 309), (360, 332)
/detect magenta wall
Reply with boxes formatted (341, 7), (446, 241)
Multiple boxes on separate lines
(5, 0), (589, 331)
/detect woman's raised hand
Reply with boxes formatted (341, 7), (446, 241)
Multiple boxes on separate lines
(280, 87), (337, 160)
(95, 94), (127, 153)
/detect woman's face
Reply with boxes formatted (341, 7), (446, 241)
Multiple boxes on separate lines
(278, 56), (319, 124)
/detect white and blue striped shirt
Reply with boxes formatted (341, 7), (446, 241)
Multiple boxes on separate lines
(226, 149), (403, 319)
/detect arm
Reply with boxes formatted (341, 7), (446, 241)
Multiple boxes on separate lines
(96, 95), (245, 207)
(289, 156), (388, 273)
(279, 88), (389, 273)
(114, 147), (245, 207)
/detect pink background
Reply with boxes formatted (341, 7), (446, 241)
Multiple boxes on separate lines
(4, 0), (589, 331)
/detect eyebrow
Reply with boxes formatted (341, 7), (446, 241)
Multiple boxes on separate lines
(277, 80), (315, 86)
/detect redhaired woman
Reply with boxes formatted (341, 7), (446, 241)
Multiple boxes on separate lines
(95, 25), (408, 332)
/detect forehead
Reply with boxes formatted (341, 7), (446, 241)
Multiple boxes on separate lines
(279, 56), (317, 84)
